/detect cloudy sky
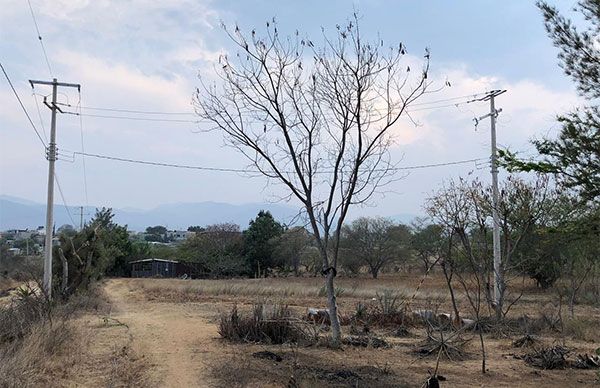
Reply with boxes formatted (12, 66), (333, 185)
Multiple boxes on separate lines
(0, 0), (582, 219)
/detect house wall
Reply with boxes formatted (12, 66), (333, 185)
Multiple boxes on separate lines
(131, 260), (178, 278)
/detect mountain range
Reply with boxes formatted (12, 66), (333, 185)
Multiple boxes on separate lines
(0, 195), (417, 232)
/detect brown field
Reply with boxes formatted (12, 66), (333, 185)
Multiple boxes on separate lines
(5, 273), (600, 388)
(52, 273), (600, 387)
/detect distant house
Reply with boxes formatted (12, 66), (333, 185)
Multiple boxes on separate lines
(7, 247), (22, 256)
(166, 230), (195, 241)
(130, 258), (179, 278)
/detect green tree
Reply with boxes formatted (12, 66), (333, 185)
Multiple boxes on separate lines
(340, 217), (410, 279)
(501, 1), (600, 202)
(145, 225), (168, 242)
(55, 208), (131, 295)
(179, 223), (245, 277)
(244, 211), (284, 276)
(410, 220), (445, 272)
(272, 227), (312, 276)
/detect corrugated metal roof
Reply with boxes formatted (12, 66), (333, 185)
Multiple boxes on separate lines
(129, 258), (179, 264)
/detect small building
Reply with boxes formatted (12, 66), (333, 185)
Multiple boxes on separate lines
(130, 258), (179, 278)
(166, 230), (195, 241)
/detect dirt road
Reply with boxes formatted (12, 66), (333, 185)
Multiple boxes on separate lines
(103, 278), (221, 387)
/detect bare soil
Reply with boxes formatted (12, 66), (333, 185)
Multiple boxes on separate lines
(66, 276), (600, 387)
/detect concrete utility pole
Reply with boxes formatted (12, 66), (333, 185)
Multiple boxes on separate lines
(30, 78), (80, 298)
(476, 89), (506, 315)
(78, 206), (84, 230)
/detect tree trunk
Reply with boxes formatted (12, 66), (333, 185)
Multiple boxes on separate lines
(293, 256), (299, 277)
(370, 265), (379, 279)
(441, 262), (460, 326)
(478, 322), (486, 374)
(325, 270), (342, 346)
(58, 248), (68, 295)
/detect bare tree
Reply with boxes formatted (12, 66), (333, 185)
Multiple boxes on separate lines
(426, 178), (488, 373)
(476, 175), (555, 318)
(194, 14), (432, 345)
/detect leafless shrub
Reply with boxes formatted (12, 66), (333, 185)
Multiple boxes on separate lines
(393, 326), (411, 337)
(413, 327), (470, 361)
(512, 334), (540, 348)
(522, 345), (571, 369)
(218, 303), (309, 344)
(351, 292), (411, 327)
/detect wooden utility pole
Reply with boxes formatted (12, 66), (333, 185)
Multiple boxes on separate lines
(30, 78), (80, 298)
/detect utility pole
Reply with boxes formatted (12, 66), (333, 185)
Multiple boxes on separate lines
(476, 89), (506, 317)
(30, 78), (81, 298)
(77, 206), (86, 230)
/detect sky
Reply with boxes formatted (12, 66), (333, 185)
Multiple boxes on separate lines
(0, 0), (584, 220)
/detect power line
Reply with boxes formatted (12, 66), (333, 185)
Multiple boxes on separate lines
(409, 92), (489, 107)
(76, 92), (90, 209)
(32, 93), (49, 142)
(70, 152), (251, 173)
(53, 91), (492, 118)
(407, 100), (477, 113)
(54, 172), (77, 226)
(27, 0), (53, 77)
(66, 150), (487, 174)
(61, 111), (205, 123)
(55, 102), (194, 116)
(1, 62), (47, 147)
(59, 98), (481, 123)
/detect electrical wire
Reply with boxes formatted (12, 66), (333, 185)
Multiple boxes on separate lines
(409, 92), (489, 107)
(61, 111), (205, 123)
(1, 61), (47, 147)
(54, 101), (194, 116)
(26, 0), (53, 78)
(53, 91), (492, 118)
(67, 150), (487, 174)
(54, 172), (77, 226)
(59, 97), (482, 124)
(32, 92), (48, 143)
(76, 91), (90, 209)
(407, 100), (477, 113)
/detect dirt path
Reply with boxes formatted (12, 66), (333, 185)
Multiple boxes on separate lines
(104, 278), (220, 387)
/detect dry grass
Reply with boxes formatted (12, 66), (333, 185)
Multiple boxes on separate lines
(0, 319), (81, 387)
(0, 277), (19, 295)
(137, 275), (450, 304)
(106, 343), (156, 387)
(219, 303), (310, 344)
(0, 281), (117, 387)
(562, 317), (599, 341)
(99, 277), (600, 387)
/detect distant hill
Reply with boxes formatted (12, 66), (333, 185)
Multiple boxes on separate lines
(0, 195), (420, 232)
(0, 195), (299, 231)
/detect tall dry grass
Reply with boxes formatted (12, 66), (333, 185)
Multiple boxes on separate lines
(136, 275), (449, 303)
(0, 283), (110, 387)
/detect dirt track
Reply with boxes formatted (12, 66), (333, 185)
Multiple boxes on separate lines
(93, 277), (600, 388)
(104, 279), (220, 387)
